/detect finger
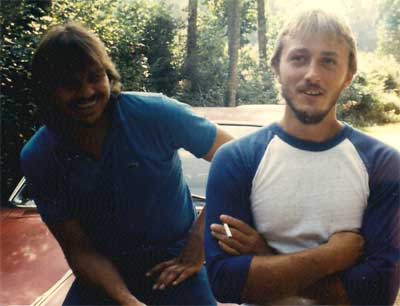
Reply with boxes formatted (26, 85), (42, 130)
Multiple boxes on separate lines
(210, 223), (227, 235)
(146, 259), (176, 277)
(218, 240), (241, 256)
(172, 267), (197, 286)
(211, 230), (245, 252)
(212, 230), (245, 254)
(211, 232), (241, 249)
(153, 265), (185, 290)
(212, 222), (253, 245)
(220, 215), (255, 235)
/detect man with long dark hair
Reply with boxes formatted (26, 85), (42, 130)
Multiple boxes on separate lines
(21, 22), (231, 305)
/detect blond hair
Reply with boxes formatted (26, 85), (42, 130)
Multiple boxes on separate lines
(270, 9), (357, 75)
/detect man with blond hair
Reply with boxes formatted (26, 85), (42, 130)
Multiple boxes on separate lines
(205, 9), (400, 305)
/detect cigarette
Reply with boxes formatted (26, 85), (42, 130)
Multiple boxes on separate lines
(223, 223), (232, 238)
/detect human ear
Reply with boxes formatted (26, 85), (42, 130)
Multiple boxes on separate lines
(272, 65), (281, 83)
(343, 71), (354, 89)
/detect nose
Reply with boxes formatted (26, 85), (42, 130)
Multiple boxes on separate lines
(304, 60), (321, 84)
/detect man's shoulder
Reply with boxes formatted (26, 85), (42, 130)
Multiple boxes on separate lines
(216, 124), (277, 161)
(117, 91), (187, 118)
(119, 91), (167, 110)
(347, 126), (400, 172)
(20, 126), (59, 172)
(120, 91), (164, 101)
(348, 126), (399, 156)
(226, 123), (276, 148)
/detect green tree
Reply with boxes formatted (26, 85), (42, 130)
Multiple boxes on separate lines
(1, 0), (52, 204)
(183, 0), (199, 93)
(225, 0), (242, 106)
(377, 0), (400, 62)
(142, 5), (179, 96)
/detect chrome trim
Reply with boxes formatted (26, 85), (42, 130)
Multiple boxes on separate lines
(31, 270), (74, 306)
(8, 177), (26, 203)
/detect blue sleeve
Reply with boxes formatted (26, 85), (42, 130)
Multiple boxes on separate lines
(205, 141), (255, 303)
(340, 136), (400, 305)
(20, 132), (75, 225)
(159, 95), (217, 158)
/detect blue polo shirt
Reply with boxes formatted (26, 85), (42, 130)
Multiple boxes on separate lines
(21, 92), (217, 259)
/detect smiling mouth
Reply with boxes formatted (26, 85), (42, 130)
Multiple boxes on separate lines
(303, 90), (323, 96)
(75, 97), (98, 110)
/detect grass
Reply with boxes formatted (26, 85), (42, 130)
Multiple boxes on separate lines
(360, 123), (400, 152)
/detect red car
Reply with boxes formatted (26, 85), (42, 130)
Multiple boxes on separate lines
(1, 105), (284, 306)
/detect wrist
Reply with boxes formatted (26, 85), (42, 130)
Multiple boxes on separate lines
(114, 290), (138, 306)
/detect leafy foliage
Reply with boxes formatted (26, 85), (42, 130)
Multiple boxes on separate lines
(377, 0), (400, 62)
(338, 53), (400, 126)
(142, 5), (180, 96)
(1, 0), (400, 204)
(1, 0), (49, 204)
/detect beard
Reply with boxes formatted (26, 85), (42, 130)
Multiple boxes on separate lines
(281, 85), (338, 125)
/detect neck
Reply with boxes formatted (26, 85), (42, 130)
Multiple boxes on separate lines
(75, 112), (110, 141)
(279, 108), (343, 143)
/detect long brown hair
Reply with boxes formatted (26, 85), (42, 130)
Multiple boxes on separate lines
(31, 21), (121, 126)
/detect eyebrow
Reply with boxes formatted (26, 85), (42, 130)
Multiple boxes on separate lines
(288, 48), (339, 57)
(321, 51), (339, 57)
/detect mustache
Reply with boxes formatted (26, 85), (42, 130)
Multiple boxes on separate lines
(296, 82), (324, 93)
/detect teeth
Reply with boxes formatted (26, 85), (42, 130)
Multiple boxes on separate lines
(77, 100), (97, 109)
(305, 90), (321, 96)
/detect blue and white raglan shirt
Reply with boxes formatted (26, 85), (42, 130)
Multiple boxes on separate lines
(21, 92), (217, 261)
(205, 123), (400, 305)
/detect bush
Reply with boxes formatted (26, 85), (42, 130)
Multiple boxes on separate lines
(237, 46), (278, 105)
(1, 0), (176, 203)
(1, 0), (50, 204)
(338, 53), (400, 126)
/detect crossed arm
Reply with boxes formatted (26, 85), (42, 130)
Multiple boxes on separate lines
(210, 215), (362, 304)
(205, 143), (400, 305)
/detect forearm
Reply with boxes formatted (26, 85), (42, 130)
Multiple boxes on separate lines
(242, 243), (356, 304)
(300, 274), (350, 305)
(186, 208), (205, 255)
(192, 207), (205, 235)
(67, 249), (138, 305)
(48, 219), (143, 306)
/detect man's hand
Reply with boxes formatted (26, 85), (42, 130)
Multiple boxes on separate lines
(210, 214), (275, 256)
(146, 231), (204, 290)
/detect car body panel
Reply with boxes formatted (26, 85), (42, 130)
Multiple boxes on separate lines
(31, 270), (74, 306)
(0, 207), (70, 305)
(194, 104), (284, 126)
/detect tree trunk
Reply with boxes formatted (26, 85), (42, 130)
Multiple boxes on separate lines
(184, 0), (198, 91)
(257, 0), (268, 72)
(225, 0), (241, 107)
